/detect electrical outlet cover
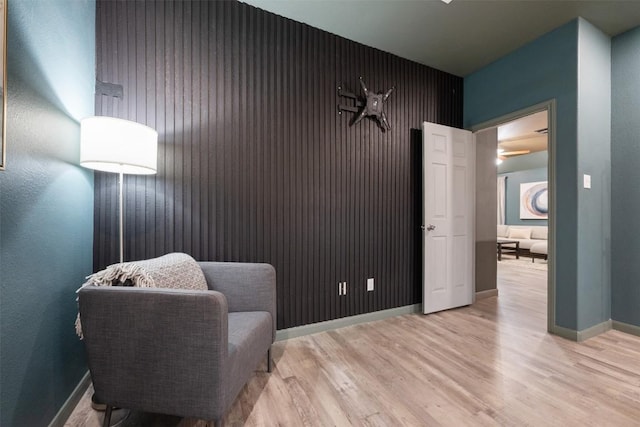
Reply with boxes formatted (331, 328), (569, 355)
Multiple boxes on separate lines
(367, 278), (374, 291)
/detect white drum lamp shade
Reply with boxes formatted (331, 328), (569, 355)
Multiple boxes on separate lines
(80, 116), (158, 263)
(80, 116), (158, 174)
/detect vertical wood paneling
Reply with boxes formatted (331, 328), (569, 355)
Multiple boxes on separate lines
(94, 0), (463, 330)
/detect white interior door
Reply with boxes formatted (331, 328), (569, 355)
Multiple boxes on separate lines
(422, 121), (475, 314)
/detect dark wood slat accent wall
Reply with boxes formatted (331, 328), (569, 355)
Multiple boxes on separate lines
(94, 0), (463, 329)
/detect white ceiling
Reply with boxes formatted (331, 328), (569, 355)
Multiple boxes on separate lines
(498, 111), (548, 156)
(240, 0), (640, 77)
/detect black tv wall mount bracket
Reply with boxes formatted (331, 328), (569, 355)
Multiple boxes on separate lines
(338, 77), (394, 132)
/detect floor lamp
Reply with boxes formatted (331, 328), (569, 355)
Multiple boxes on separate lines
(80, 116), (158, 263)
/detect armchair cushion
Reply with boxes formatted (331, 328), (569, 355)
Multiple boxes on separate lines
(225, 312), (273, 407)
(199, 262), (277, 342)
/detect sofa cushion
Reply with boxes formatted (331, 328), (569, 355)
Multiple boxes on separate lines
(518, 240), (537, 250)
(497, 225), (509, 238)
(530, 241), (548, 254)
(508, 228), (532, 239)
(531, 227), (548, 240)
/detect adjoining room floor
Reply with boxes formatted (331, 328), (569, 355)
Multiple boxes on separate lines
(67, 261), (640, 426)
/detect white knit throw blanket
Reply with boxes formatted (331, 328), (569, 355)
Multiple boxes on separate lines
(75, 252), (208, 338)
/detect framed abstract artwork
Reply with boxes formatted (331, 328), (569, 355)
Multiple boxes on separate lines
(0, 0), (6, 170)
(520, 181), (548, 219)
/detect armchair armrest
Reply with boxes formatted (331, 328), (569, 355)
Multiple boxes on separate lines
(78, 286), (229, 419)
(198, 262), (276, 341)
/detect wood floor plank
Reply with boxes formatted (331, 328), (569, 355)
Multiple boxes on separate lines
(65, 260), (640, 426)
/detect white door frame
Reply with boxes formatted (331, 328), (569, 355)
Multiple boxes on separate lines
(470, 99), (556, 333)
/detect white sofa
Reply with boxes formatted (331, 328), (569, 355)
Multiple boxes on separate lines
(497, 225), (548, 260)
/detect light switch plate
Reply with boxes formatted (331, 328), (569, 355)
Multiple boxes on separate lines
(583, 174), (591, 189)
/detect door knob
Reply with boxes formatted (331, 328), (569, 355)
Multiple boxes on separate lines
(426, 224), (436, 231)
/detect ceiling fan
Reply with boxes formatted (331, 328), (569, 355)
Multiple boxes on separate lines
(496, 148), (531, 165)
(497, 148), (531, 160)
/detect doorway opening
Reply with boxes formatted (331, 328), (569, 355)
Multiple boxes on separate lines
(473, 101), (555, 332)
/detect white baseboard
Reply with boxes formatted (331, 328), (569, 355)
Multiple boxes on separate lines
(276, 303), (422, 341)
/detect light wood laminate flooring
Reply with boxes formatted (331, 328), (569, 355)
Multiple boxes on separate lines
(66, 260), (640, 426)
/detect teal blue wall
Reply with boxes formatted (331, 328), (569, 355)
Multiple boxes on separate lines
(611, 25), (640, 328)
(465, 18), (613, 332)
(500, 167), (548, 226)
(0, 2), (95, 426)
(464, 20), (579, 330)
(497, 150), (547, 174)
(576, 19), (611, 331)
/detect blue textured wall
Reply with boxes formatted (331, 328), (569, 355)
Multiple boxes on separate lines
(500, 167), (548, 226)
(464, 20), (579, 330)
(498, 150), (547, 174)
(0, 2), (95, 426)
(576, 19), (611, 331)
(465, 18), (613, 332)
(611, 25), (640, 328)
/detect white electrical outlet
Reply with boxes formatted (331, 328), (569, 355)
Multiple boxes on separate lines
(367, 278), (374, 291)
(338, 282), (348, 296)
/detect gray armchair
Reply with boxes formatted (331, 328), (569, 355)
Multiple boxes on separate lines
(78, 262), (276, 427)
